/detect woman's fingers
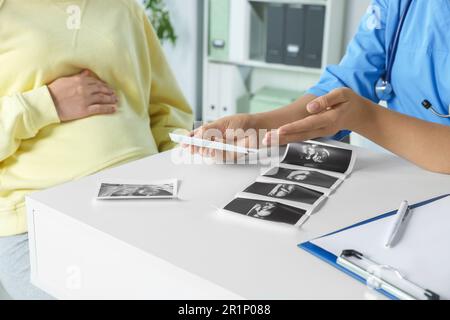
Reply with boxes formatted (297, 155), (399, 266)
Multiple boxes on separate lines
(80, 69), (115, 95)
(88, 93), (118, 105)
(80, 69), (100, 80)
(88, 83), (115, 96)
(80, 70), (117, 101)
(87, 104), (117, 116)
(80, 69), (92, 77)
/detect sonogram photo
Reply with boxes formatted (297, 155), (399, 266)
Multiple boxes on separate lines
(263, 167), (340, 189)
(223, 198), (306, 225)
(282, 142), (355, 174)
(243, 182), (324, 205)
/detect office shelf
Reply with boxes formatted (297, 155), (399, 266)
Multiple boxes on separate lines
(202, 0), (345, 122)
(208, 58), (323, 75)
(248, 0), (328, 6)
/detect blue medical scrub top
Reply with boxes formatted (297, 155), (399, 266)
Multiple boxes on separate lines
(307, 0), (450, 127)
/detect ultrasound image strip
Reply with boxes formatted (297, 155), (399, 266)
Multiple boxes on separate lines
(223, 198), (309, 226)
(281, 142), (356, 175)
(240, 182), (325, 208)
(261, 166), (342, 191)
(221, 142), (356, 227)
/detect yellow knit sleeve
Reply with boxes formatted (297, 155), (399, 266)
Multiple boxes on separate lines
(142, 13), (194, 152)
(0, 86), (60, 162)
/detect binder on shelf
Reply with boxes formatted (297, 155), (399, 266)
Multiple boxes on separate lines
(299, 194), (450, 300)
(204, 63), (249, 121)
(303, 5), (326, 68)
(249, 1), (266, 61)
(265, 3), (286, 64)
(219, 64), (249, 117)
(284, 4), (306, 66)
(204, 63), (221, 122)
(229, 0), (251, 62)
(209, 0), (230, 61)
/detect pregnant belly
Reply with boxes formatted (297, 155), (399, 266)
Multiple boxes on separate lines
(0, 113), (158, 191)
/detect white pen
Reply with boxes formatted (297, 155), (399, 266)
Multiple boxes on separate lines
(169, 133), (259, 155)
(385, 200), (411, 248)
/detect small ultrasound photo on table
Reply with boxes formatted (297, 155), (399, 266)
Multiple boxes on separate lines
(97, 179), (177, 200)
(223, 198), (307, 225)
(282, 142), (355, 175)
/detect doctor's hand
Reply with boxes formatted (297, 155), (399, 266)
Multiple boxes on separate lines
(48, 69), (118, 122)
(186, 113), (259, 158)
(263, 88), (371, 146)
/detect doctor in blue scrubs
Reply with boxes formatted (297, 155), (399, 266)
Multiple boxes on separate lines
(192, 0), (450, 174)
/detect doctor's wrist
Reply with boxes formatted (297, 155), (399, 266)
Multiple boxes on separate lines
(347, 99), (377, 133)
(251, 112), (273, 130)
(255, 94), (317, 131)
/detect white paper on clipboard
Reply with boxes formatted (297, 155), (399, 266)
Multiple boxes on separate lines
(311, 196), (450, 299)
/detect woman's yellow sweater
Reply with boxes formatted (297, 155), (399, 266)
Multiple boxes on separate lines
(0, 0), (193, 236)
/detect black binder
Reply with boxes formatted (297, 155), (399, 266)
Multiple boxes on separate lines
(284, 4), (305, 66)
(303, 5), (326, 68)
(265, 3), (286, 64)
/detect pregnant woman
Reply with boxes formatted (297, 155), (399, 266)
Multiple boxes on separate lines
(0, 0), (193, 299)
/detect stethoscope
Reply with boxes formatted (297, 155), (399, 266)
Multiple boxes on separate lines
(374, 0), (450, 118)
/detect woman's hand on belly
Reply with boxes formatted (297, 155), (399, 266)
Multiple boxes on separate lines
(48, 69), (118, 122)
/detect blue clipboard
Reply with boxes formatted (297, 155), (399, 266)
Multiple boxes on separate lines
(299, 194), (450, 300)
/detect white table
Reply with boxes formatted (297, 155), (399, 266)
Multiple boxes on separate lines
(26, 142), (450, 300)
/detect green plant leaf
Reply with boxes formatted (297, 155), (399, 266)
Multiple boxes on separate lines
(142, 0), (177, 46)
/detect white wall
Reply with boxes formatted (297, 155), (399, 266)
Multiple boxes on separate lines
(161, 0), (202, 118)
(343, 0), (371, 48)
